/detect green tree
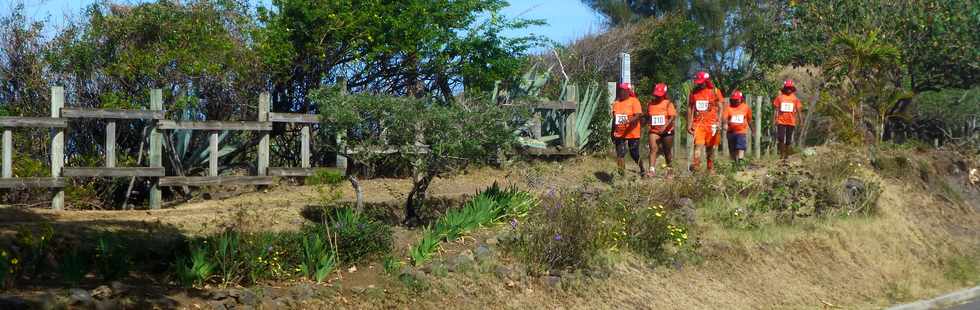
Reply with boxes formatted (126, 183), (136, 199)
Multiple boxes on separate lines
(314, 88), (514, 224)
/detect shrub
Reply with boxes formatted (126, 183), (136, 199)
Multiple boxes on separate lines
(511, 189), (609, 271)
(299, 233), (337, 283)
(408, 184), (537, 265)
(626, 205), (680, 262)
(321, 208), (393, 264)
(176, 243), (213, 287)
(58, 248), (88, 285)
(94, 235), (131, 280)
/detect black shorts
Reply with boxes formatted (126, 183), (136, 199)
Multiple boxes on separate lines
(650, 131), (674, 150)
(776, 125), (795, 145)
(613, 138), (640, 158)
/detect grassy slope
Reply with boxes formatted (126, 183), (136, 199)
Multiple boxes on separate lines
(1, 148), (977, 309)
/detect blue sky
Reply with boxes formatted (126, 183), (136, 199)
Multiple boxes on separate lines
(3, 0), (604, 44)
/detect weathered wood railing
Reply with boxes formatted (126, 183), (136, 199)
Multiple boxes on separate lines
(0, 87), (339, 210)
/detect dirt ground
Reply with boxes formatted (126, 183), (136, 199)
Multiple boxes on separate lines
(1, 147), (978, 309)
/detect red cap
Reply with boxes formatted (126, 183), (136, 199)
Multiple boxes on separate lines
(783, 79), (796, 90)
(617, 82), (632, 90)
(730, 90), (744, 101)
(653, 83), (668, 97)
(694, 71), (710, 85)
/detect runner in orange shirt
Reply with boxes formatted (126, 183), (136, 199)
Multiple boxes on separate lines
(772, 79), (803, 160)
(686, 71), (724, 173)
(611, 83), (645, 175)
(723, 90), (752, 167)
(646, 83), (677, 178)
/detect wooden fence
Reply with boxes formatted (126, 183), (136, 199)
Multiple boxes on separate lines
(0, 87), (341, 210)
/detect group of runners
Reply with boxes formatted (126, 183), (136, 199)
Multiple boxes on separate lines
(611, 71), (803, 177)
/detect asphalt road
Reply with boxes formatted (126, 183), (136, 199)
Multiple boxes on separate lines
(945, 298), (980, 310)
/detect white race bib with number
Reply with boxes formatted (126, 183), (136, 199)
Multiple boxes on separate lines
(650, 115), (666, 126)
(731, 114), (745, 124)
(780, 102), (794, 112)
(696, 100), (709, 111)
(614, 114), (628, 125)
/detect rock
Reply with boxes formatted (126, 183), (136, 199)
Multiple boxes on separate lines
(542, 276), (561, 289)
(802, 147), (817, 157)
(209, 290), (230, 300)
(69, 288), (93, 305)
(109, 281), (128, 295)
(677, 198), (694, 208)
(474, 245), (492, 261)
(485, 237), (498, 246)
(236, 289), (258, 306)
(291, 284), (315, 300)
(94, 299), (119, 310)
(493, 266), (512, 279)
(350, 286), (367, 294)
(679, 205), (697, 225)
(91, 285), (113, 300)
(208, 300), (229, 310)
(148, 297), (178, 309)
(448, 251), (475, 272)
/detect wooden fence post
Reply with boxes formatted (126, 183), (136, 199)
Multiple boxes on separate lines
(2, 129), (11, 178)
(106, 121), (116, 168)
(301, 125), (311, 168)
(209, 132), (219, 177)
(258, 92), (270, 176)
(563, 85), (578, 150)
(51, 86), (65, 210)
(720, 98), (729, 159)
(754, 95), (763, 159)
(149, 89), (163, 209)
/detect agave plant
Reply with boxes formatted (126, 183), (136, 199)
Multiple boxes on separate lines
(167, 107), (240, 176)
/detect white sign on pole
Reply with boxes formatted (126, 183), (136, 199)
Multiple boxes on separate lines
(620, 52), (631, 85)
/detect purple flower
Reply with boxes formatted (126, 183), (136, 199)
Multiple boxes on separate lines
(546, 187), (556, 198)
(554, 234), (563, 241)
(510, 219), (519, 230)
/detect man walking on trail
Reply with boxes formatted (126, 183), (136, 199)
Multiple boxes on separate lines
(646, 83), (676, 178)
(687, 71), (723, 173)
(724, 90), (751, 168)
(773, 79), (803, 160)
(611, 83), (645, 176)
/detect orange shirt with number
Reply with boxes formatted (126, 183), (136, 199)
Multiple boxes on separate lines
(773, 93), (802, 126)
(612, 97), (643, 139)
(647, 99), (677, 134)
(724, 103), (752, 134)
(689, 87), (722, 127)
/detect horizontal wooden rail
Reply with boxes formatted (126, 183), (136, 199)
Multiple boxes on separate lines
(62, 167), (165, 177)
(269, 113), (320, 124)
(62, 108), (165, 120)
(0, 117), (68, 128)
(533, 101), (577, 110)
(0, 177), (66, 189)
(268, 167), (345, 177)
(345, 145), (430, 155)
(157, 121), (272, 131)
(159, 176), (275, 187)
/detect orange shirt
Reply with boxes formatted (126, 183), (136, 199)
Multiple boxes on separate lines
(612, 97), (643, 139)
(690, 87), (722, 127)
(647, 99), (677, 134)
(773, 93), (802, 126)
(724, 103), (752, 134)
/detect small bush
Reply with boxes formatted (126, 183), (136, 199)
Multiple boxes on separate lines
(511, 190), (609, 271)
(94, 235), (131, 281)
(58, 248), (88, 285)
(322, 208), (393, 264)
(299, 233), (336, 283)
(176, 243), (213, 287)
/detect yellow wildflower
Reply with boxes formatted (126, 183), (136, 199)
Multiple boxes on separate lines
(11, 258), (18, 265)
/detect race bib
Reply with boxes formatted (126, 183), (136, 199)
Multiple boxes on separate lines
(780, 102), (794, 112)
(731, 114), (745, 124)
(614, 114), (628, 125)
(695, 100), (709, 111)
(650, 115), (666, 126)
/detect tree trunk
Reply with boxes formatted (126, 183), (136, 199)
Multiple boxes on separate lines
(404, 170), (435, 226)
(348, 175), (364, 214)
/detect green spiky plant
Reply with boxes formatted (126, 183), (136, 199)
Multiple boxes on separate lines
(176, 243), (214, 287)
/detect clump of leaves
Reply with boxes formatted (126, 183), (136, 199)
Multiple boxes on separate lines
(58, 248), (88, 285)
(321, 208), (393, 264)
(94, 235), (131, 281)
(176, 243), (213, 287)
(299, 233), (336, 283)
